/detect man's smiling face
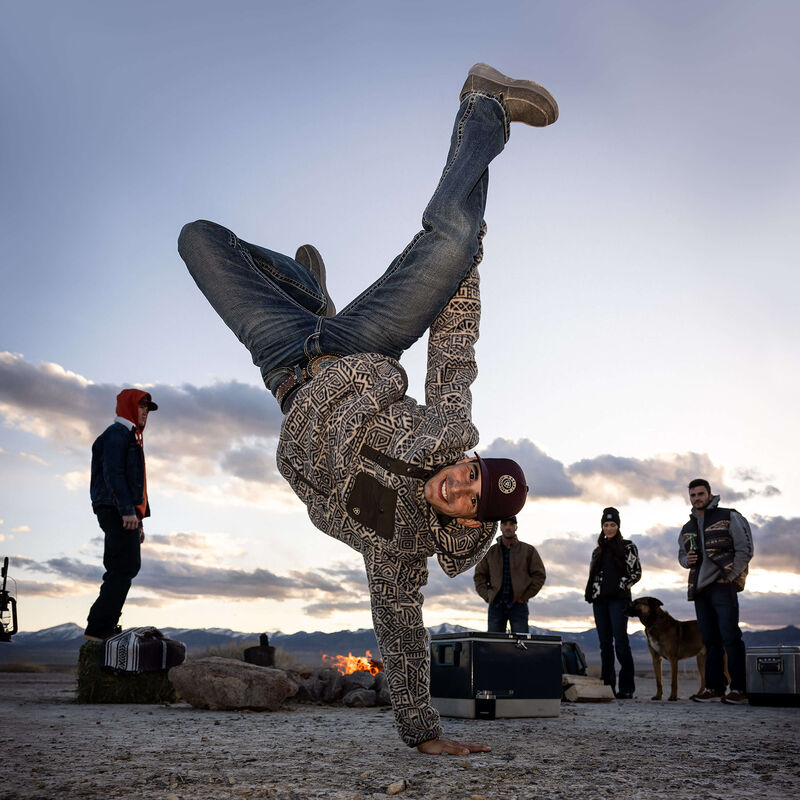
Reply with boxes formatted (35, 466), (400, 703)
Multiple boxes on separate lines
(423, 458), (482, 527)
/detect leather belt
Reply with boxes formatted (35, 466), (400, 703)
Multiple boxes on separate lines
(277, 354), (342, 413)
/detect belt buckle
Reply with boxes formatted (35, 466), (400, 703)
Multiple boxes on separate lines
(307, 353), (341, 377)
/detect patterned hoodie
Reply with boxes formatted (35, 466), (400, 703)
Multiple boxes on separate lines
(277, 264), (496, 747)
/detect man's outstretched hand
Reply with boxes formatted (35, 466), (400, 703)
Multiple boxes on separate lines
(417, 738), (491, 755)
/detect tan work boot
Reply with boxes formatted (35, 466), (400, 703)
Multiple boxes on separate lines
(460, 63), (558, 127)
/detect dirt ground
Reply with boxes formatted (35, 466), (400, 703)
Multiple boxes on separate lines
(1, 672), (798, 800)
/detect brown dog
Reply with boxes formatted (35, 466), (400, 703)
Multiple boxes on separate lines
(627, 596), (711, 701)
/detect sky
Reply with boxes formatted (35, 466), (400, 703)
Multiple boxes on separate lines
(1, 0), (798, 639)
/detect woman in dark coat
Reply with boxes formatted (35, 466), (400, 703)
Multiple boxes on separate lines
(584, 507), (642, 698)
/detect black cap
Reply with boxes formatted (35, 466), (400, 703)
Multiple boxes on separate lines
(601, 507), (620, 528)
(474, 455), (529, 522)
(141, 392), (158, 411)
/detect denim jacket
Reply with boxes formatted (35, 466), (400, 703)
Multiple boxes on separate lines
(89, 421), (149, 519)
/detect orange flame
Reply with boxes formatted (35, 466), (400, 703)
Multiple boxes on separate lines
(321, 650), (384, 675)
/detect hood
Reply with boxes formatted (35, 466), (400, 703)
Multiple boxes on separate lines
(115, 389), (156, 431)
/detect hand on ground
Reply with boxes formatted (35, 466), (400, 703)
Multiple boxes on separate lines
(416, 738), (491, 755)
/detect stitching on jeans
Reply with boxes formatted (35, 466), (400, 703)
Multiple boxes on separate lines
(235, 242), (324, 310)
(249, 249), (323, 300)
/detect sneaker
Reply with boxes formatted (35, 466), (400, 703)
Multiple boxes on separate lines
(460, 63), (558, 127)
(295, 244), (336, 317)
(691, 688), (723, 703)
(721, 690), (749, 705)
(615, 691), (634, 699)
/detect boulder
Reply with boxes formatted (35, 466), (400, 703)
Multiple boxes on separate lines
(169, 657), (297, 711)
(374, 671), (391, 706)
(343, 688), (377, 707)
(322, 671), (345, 703)
(296, 675), (325, 702)
(344, 670), (375, 692)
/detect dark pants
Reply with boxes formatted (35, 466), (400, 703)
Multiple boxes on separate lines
(593, 599), (635, 694)
(694, 582), (747, 692)
(488, 601), (529, 633)
(86, 507), (141, 636)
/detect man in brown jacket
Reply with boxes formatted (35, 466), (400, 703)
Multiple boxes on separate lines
(474, 515), (546, 632)
(179, 64), (557, 754)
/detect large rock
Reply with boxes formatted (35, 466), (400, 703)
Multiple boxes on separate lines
(169, 657), (297, 711)
(344, 670), (375, 692)
(77, 642), (176, 704)
(343, 688), (376, 707)
(374, 671), (391, 706)
(322, 671), (345, 703)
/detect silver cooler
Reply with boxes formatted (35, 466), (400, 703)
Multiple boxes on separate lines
(746, 645), (800, 706)
(430, 632), (562, 719)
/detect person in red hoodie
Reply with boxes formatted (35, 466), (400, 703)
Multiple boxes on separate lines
(85, 388), (157, 640)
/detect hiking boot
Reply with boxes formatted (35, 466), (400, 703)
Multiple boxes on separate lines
(84, 624), (122, 641)
(691, 688), (723, 702)
(721, 690), (749, 705)
(460, 63), (558, 127)
(295, 244), (336, 317)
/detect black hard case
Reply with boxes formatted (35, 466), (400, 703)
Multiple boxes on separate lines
(430, 632), (562, 718)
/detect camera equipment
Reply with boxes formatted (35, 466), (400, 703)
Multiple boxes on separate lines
(0, 557), (18, 642)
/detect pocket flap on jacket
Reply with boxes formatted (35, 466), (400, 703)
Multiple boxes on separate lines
(346, 473), (396, 540)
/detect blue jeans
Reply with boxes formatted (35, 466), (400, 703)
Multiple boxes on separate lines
(593, 599), (635, 695)
(694, 582), (747, 692)
(488, 601), (529, 633)
(86, 507), (142, 636)
(178, 93), (508, 400)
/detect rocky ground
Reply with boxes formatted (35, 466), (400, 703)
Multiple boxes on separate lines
(1, 672), (798, 800)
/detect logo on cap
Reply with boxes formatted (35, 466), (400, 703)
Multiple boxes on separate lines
(498, 475), (517, 494)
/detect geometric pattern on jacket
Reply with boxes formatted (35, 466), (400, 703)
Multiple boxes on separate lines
(585, 539), (642, 603)
(277, 257), (498, 747)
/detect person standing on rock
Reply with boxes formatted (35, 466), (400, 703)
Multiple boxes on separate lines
(85, 388), (157, 641)
(178, 64), (558, 753)
(474, 515), (547, 632)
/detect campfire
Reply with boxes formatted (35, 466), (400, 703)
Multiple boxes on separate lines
(321, 650), (384, 675)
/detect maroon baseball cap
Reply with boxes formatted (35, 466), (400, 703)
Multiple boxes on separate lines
(474, 454), (529, 522)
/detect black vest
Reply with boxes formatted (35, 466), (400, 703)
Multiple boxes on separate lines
(681, 507), (745, 599)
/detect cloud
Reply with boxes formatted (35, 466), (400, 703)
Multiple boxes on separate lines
(10, 514), (797, 630)
(478, 435), (779, 504)
(1, 354), (781, 506)
(0, 350), (286, 494)
(750, 515), (800, 571)
(566, 452), (771, 502)
(480, 438), (582, 498)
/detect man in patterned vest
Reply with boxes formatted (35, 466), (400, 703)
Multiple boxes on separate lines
(179, 64), (557, 753)
(678, 478), (753, 704)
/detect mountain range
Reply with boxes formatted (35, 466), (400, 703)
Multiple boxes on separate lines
(2, 622), (798, 670)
